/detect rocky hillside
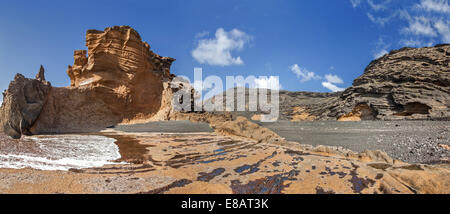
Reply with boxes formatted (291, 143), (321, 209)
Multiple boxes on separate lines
(331, 44), (450, 121)
(216, 44), (450, 122)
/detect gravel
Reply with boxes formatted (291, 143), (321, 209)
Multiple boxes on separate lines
(257, 120), (450, 164)
(106, 120), (449, 164)
(112, 120), (214, 133)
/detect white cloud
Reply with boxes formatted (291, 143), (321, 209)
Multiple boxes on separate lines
(367, 0), (391, 11)
(254, 76), (282, 90)
(290, 64), (321, 82)
(324, 74), (344, 84)
(192, 28), (251, 66)
(289, 63), (345, 92)
(374, 49), (389, 59)
(322, 74), (346, 92)
(417, 0), (450, 14)
(434, 19), (450, 43)
(322, 82), (345, 92)
(367, 12), (395, 26)
(373, 37), (390, 59)
(354, 0), (449, 48)
(350, 0), (362, 8)
(195, 31), (209, 38)
(402, 16), (438, 37)
(400, 39), (431, 47)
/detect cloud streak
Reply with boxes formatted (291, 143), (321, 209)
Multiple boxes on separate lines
(417, 0), (450, 14)
(290, 64), (346, 92)
(290, 64), (321, 82)
(322, 74), (345, 92)
(322, 81), (345, 92)
(192, 28), (251, 66)
(254, 76), (282, 90)
(351, 0), (450, 48)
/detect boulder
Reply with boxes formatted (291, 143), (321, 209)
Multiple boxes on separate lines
(0, 68), (51, 138)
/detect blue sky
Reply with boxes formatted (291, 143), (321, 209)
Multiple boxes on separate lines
(0, 0), (449, 100)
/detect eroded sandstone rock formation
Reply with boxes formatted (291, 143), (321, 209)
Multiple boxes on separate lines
(1, 26), (181, 137)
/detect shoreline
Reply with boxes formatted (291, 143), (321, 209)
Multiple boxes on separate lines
(0, 125), (449, 193)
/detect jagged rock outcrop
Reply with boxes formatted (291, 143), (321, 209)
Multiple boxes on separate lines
(0, 68), (51, 139)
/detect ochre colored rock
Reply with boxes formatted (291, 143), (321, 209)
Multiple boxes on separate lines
(29, 26), (177, 134)
(0, 131), (449, 194)
(337, 103), (376, 121)
(290, 106), (317, 121)
(66, 26), (174, 88)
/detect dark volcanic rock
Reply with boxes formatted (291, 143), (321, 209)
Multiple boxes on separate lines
(214, 44), (450, 121)
(0, 67), (51, 138)
(328, 44), (450, 121)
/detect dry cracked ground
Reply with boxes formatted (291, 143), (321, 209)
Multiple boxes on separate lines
(0, 128), (449, 194)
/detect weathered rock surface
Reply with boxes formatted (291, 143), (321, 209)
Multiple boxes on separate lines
(66, 26), (174, 88)
(0, 67), (51, 139)
(0, 132), (448, 194)
(0, 26), (183, 137)
(0, 26), (448, 194)
(332, 44), (450, 121)
(220, 44), (450, 121)
(30, 26), (178, 135)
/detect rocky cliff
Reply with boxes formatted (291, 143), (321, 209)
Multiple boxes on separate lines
(332, 44), (450, 121)
(227, 44), (450, 122)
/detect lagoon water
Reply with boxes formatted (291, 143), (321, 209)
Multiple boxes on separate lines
(0, 135), (122, 171)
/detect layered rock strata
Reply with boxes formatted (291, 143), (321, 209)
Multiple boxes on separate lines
(1, 26), (179, 137)
(332, 44), (450, 121)
(219, 44), (449, 122)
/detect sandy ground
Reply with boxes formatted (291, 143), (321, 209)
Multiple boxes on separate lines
(1, 131), (449, 194)
(0, 120), (449, 194)
(113, 120), (449, 164)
